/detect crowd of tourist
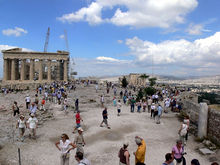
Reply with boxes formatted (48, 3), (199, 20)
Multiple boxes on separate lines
(7, 80), (219, 165)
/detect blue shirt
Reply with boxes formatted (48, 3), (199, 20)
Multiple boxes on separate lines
(157, 106), (163, 116)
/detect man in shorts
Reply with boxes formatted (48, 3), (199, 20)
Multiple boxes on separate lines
(27, 113), (38, 139)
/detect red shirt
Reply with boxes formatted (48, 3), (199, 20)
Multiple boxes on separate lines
(75, 113), (80, 124)
(41, 100), (45, 105)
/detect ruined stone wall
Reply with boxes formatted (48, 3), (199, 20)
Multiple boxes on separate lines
(182, 99), (200, 125)
(208, 109), (220, 145)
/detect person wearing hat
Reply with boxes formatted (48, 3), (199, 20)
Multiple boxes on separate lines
(133, 136), (146, 165)
(74, 127), (86, 154)
(27, 113), (38, 139)
(118, 141), (130, 165)
(16, 115), (27, 142)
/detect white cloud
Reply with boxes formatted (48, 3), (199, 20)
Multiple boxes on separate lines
(186, 23), (211, 35)
(57, 0), (198, 28)
(2, 27), (28, 37)
(60, 34), (65, 39)
(117, 40), (123, 44)
(125, 32), (220, 75)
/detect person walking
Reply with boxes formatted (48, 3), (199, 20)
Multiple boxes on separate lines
(117, 100), (122, 116)
(12, 101), (20, 117)
(75, 152), (91, 165)
(118, 141), (130, 165)
(100, 107), (111, 129)
(147, 97), (152, 113)
(25, 95), (31, 109)
(178, 120), (188, 145)
(130, 97), (135, 113)
(75, 99), (79, 112)
(73, 111), (83, 133)
(16, 115), (27, 141)
(150, 103), (156, 118)
(172, 140), (186, 165)
(156, 104), (163, 124)
(74, 127), (86, 154)
(55, 133), (76, 165)
(133, 136), (146, 165)
(27, 113), (38, 139)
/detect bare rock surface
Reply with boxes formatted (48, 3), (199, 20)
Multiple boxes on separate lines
(0, 84), (218, 165)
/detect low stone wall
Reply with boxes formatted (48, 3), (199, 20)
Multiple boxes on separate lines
(208, 108), (220, 145)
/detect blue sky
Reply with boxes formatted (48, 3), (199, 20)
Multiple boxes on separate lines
(1, 0), (220, 78)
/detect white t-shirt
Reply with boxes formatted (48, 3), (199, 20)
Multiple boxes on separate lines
(78, 158), (91, 165)
(165, 100), (170, 107)
(26, 96), (31, 103)
(117, 102), (122, 109)
(18, 119), (26, 128)
(151, 105), (156, 110)
(27, 117), (38, 129)
(60, 139), (71, 154)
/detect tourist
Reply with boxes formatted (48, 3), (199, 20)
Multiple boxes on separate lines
(75, 98), (79, 112)
(178, 120), (188, 145)
(40, 97), (46, 111)
(63, 98), (68, 112)
(75, 152), (91, 165)
(151, 103), (156, 118)
(164, 99), (170, 113)
(123, 95), (127, 104)
(73, 111), (83, 133)
(118, 141), (130, 165)
(34, 94), (39, 108)
(113, 97), (117, 107)
(147, 97), (152, 113)
(136, 100), (141, 113)
(16, 115), (27, 141)
(57, 92), (62, 105)
(12, 101), (20, 116)
(55, 133), (76, 165)
(162, 153), (174, 165)
(191, 159), (200, 165)
(100, 107), (110, 129)
(74, 127), (86, 154)
(29, 102), (37, 115)
(27, 113), (38, 139)
(133, 136), (146, 165)
(153, 104), (158, 120)
(172, 140), (186, 165)
(184, 116), (190, 142)
(117, 100), (122, 116)
(157, 104), (163, 124)
(95, 84), (98, 93)
(142, 100), (147, 112)
(25, 95), (31, 109)
(130, 96), (135, 113)
(114, 87), (117, 96)
(100, 95), (104, 107)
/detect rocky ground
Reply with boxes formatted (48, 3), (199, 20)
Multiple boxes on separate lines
(0, 84), (219, 165)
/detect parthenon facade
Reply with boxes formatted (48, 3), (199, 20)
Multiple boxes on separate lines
(2, 48), (69, 83)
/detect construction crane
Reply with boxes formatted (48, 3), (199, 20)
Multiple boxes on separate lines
(64, 29), (69, 52)
(44, 27), (50, 52)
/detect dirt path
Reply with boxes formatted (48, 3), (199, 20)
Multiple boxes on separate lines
(0, 85), (212, 165)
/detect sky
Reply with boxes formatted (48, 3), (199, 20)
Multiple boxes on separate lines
(1, 0), (220, 78)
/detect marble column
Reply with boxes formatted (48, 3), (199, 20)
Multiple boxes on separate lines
(39, 59), (43, 81)
(11, 59), (16, 80)
(30, 59), (34, 80)
(56, 60), (60, 81)
(47, 60), (51, 81)
(64, 60), (68, 81)
(20, 59), (25, 81)
(3, 59), (8, 81)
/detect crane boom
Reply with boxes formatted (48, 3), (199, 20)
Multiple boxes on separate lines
(44, 27), (50, 52)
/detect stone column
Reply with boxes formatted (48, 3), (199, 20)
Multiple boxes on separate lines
(39, 59), (43, 81)
(20, 59), (25, 81)
(47, 60), (51, 81)
(11, 59), (16, 80)
(64, 60), (68, 81)
(56, 60), (60, 81)
(198, 103), (208, 138)
(29, 59), (34, 80)
(3, 59), (8, 81)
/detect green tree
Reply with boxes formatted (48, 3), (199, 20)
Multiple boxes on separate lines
(144, 87), (156, 96)
(121, 76), (128, 88)
(149, 77), (157, 86)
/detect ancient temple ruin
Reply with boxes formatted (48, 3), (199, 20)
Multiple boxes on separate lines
(2, 48), (69, 84)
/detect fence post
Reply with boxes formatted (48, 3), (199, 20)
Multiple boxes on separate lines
(18, 148), (21, 165)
